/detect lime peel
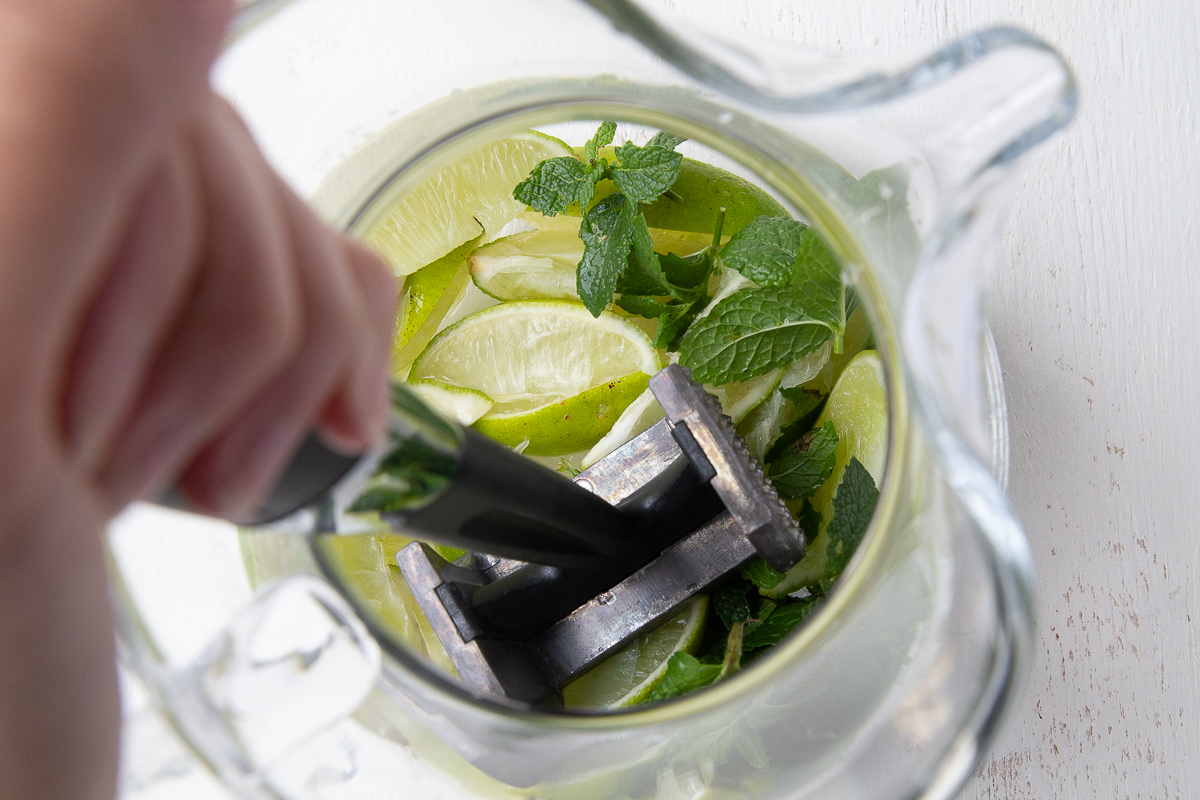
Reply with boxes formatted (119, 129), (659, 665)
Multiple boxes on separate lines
(563, 596), (708, 709)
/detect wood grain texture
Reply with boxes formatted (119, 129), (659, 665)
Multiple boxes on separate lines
(651, 0), (1200, 797)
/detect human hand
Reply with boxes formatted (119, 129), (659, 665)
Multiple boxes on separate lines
(0, 1), (396, 798)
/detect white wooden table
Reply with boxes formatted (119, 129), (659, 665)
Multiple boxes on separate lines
(659, 1), (1200, 797)
(118, 2), (1199, 798)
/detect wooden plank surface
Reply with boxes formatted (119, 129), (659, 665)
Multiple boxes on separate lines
(650, 1), (1199, 797)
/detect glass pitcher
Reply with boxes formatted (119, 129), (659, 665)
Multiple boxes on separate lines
(108, 1), (1076, 798)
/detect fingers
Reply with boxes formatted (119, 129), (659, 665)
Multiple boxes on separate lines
(61, 139), (203, 473)
(95, 100), (303, 511)
(0, 0), (234, 427)
(176, 166), (393, 518)
(88, 97), (396, 520)
(316, 239), (396, 453)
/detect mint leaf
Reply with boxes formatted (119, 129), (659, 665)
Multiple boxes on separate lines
(764, 388), (826, 463)
(513, 157), (599, 217)
(658, 250), (713, 291)
(677, 287), (833, 384)
(753, 597), (777, 622)
(625, 213), (674, 295)
(577, 194), (636, 316)
(583, 121), (617, 163)
(611, 142), (683, 204)
(823, 457), (879, 585)
(779, 386), (825, 419)
(615, 294), (667, 317)
(646, 653), (722, 702)
(742, 597), (821, 652)
(768, 422), (839, 501)
(796, 500), (821, 547)
(713, 581), (753, 628)
(719, 216), (807, 287)
(791, 228), (846, 350)
(741, 555), (786, 591)
(654, 296), (706, 350)
(646, 131), (686, 150)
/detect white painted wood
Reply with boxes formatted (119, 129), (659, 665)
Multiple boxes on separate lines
(650, 0), (1200, 797)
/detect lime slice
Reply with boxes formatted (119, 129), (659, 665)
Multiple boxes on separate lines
(363, 131), (574, 276)
(392, 238), (478, 371)
(708, 369), (781, 425)
(468, 228), (582, 301)
(411, 299), (660, 416)
(563, 596), (708, 709)
(469, 212), (711, 302)
(407, 379), (493, 425)
(571, 149), (788, 238)
(580, 386), (664, 468)
(474, 371), (650, 456)
(317, 533), (457, 675)
(767, 350), (887, 598)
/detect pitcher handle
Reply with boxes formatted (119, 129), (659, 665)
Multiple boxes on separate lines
(583, 1), (1075, 178)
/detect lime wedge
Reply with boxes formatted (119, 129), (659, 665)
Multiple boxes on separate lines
(411, 299), (660, 416)
(580, 386), (664, 468)
(317, 533), (456, 675)
(392, 238), (478, 371)
(474, 371), (650, 456)
(563, 596), (708, 709)
(363, 132), (574, 276)
(407, 379), (493, 425)
(468, 228), (582, 301)
(707, 369), (781, 425)
(767, 350), (887, 598)
(468, 212), (711, 302)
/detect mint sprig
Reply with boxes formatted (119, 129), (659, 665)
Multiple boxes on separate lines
(513, 157), (602, 217)
(512, 123), (689, 317)
(741, 555), (786, 591)
(582, 121), (616, 163)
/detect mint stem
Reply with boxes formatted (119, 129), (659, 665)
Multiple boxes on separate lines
(663, 188), (683, 202)
(711, 206), (726, 249)
(718, 621), (744, 678)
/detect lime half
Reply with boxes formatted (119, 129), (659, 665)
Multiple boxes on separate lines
(563, 596), (708, 709)
(363, 132), (574, 276)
